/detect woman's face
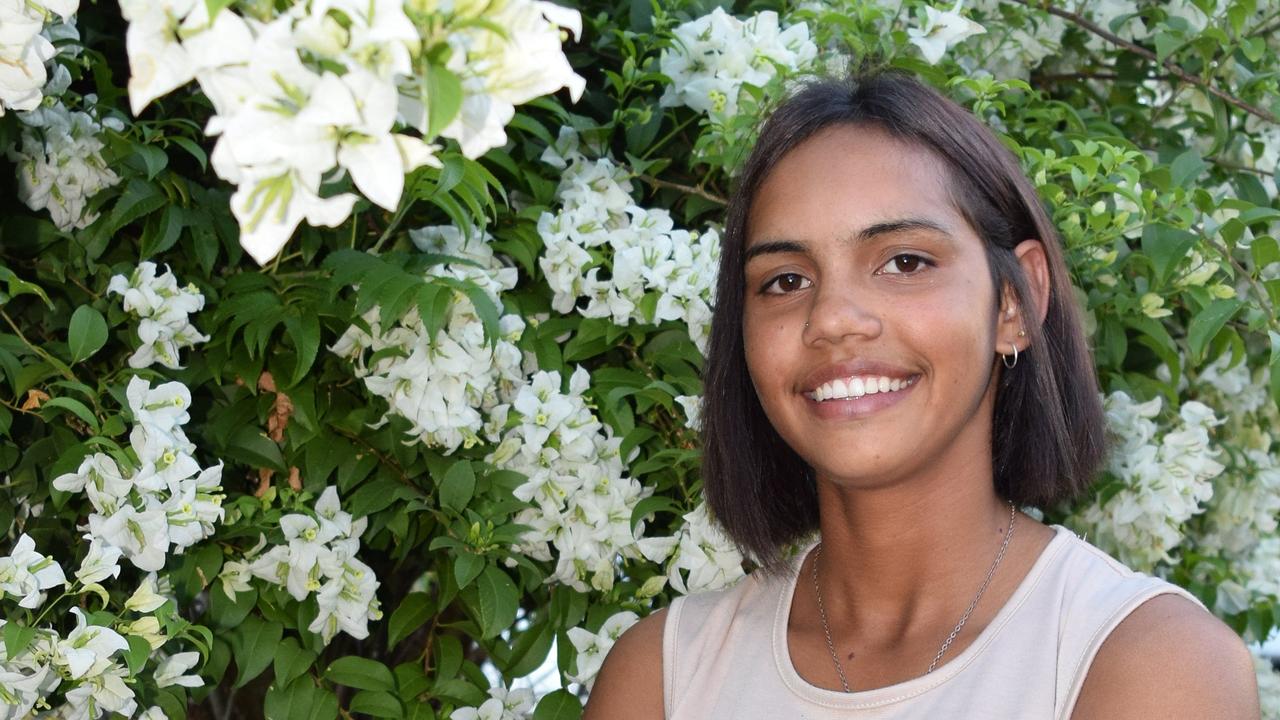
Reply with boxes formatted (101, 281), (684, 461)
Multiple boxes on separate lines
(742, 124), (1006, 489)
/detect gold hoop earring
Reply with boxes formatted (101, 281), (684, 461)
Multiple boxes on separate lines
(1002, 343), (1019, 369)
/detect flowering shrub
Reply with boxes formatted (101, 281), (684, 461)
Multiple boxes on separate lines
(1, 0), (1279, 716)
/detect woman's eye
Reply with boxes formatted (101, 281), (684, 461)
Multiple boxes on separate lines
(763, 272), (811, 294)
(880, 254), (929, 275)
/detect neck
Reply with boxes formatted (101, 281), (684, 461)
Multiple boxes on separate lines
(812, 466), (1013, 632)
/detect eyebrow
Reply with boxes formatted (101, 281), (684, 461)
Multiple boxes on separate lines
(744, 217), (953, 263)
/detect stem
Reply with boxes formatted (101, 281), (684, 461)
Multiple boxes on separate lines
(1006, 0), (1279, 124)
(0, 309), (76, 383)
(635, 174), (727, 206)
(1202, 231), (1278, 334)
(640, 114), (698, 161)
(371, 200), (413, 255)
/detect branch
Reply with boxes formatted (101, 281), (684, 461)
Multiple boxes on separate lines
(636, 174), (728, 206)
(1007, 0), (1279, 124)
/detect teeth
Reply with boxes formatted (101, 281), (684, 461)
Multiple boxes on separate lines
(808, 375), (915, 401)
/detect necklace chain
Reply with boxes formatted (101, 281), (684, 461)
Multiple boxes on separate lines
(810, 503), (1017, 693)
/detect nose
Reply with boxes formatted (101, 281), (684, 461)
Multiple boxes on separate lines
(802, 281), (883, 345)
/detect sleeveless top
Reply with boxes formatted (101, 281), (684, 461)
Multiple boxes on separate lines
(661, 525), (1203, 719)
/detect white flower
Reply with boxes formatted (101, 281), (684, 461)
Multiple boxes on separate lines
(658, 8), (815, 122)
(54, 608), (129, 681)
(6, 100), (120, 229)
(87, 503), (171, 571)
(125, 572), (167, 612)
(450, 686), (535, 720)
(674, 394), (702, 431)
(907, 1), (986, 64)
(109, 266), (208, 370)
(0, 534), (67, 609)
(153, 651), (203, 688)
(567, 611), (639, 689)
(120, 0), (198, 114)
(75, 538), (123, 585)
(218, 559), (253, 600)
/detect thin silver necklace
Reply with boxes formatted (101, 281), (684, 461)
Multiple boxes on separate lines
(810, 503), (1017, 693)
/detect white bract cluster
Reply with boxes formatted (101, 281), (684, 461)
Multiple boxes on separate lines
(488, 367), (653, 593)
(908, 1), (986, 65)
(448, 685), (536, 720)
(242, 486), (382, 644)
(6, 99), (122, 231)
(108, 262), (209, 369)
(53, 377), (225, 571)
(1075, 392), (1225, 569)
(0, 562), (193, 720)
(658, 7), (815, 123)
(539, 135), (721, 353)
(637, 503), (745, 596)
(331, 226), (526, 454)
(119, 0), (583, 265)
(0, 0), (77, 114)
(0, 534), (66, 610)
(566, 610), (638, 690)
(964, 0), (1063, 78)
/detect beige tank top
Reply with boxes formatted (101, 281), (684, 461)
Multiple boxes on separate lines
(662, 525), (1203, 719)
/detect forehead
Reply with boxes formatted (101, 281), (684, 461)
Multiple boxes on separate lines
(746, 124), (965, 248)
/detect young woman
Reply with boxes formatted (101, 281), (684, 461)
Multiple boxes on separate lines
(584, 73), (1260, 718)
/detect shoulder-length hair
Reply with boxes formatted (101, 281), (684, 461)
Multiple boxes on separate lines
(701, 71), (1107, 566)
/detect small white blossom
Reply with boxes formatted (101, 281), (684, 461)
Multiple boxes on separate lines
(0, 534), (67, 609)
(907, 1), (986, 64)
(567, 611), (639, 689)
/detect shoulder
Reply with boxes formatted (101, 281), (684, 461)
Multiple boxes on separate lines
(583, 608), (667, 720)
(1071, 593), (1260, 719)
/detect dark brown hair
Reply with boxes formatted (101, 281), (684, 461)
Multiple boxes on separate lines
(701, 71), (1106, 566)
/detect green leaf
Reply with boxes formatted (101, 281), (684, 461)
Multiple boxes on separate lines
(233, 617), (283, 688)
(439, 460), (475, 513)
(1187, 299), (1243, 363)
(469, 566), (518, 639)
(42, 396), (100, 433)
(68, 305), (108, 362)
(503, 621), (554, 678)
(107, 179), (167, 234)
(123, 634), (152, 676)
(283, 312), (320, 387)
(2, 623), (37, 659)
(1170, 148), (1207, 189)
(387, 592), (435, 651)
(224, 425), (287, 472)
(0, 266), (52, 308)
(324, 656), (395, 692)
(265, 676), (339, 720)
(1140, 224), (1199, 286)
(454, 553), (484, 590)
(170, 136), (208, 171)
(350, 691), (405, 718)
(273, 637), (318, 688)
(533, 690), (583, 720)
(426, 64), (463, 140)
(135, 142), (169, 180)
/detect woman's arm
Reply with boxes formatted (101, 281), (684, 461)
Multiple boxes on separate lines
(1072, 594), (1260, 719)
(582, 609), (667, 720)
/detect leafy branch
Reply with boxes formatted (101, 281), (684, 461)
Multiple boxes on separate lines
(1008, 0), (1279, 124)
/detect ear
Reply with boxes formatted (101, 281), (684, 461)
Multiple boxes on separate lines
(998, 239), (1050, 352)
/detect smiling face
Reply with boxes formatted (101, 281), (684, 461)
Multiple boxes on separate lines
(743, 123), (1004, 490)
